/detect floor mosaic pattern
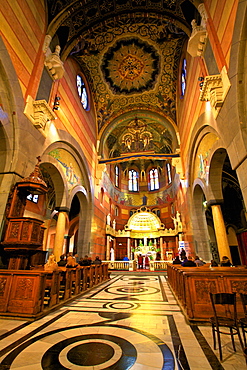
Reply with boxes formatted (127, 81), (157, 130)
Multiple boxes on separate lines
(0, 274), (245, 369)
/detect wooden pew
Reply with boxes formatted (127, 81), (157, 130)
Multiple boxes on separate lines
(167, 264), (247, 322)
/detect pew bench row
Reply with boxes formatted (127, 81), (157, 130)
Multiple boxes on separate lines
(167, 264), (247, 322)
(0, 263), (109, 320)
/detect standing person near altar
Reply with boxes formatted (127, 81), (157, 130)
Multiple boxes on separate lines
(138, 254), (143, 269)
(144, 255), (150, 269)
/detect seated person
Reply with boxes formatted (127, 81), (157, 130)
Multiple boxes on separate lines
(210, 259), (218, 267)
(79, 255), (91, 266)
(173, 256), (181, 265)
(57, 254), (67, 266)
(123, 255), (129, 261)
(44, 254), (58, 271)
(220, 256), (232, 267)
(194, 256), (205, 267)
(66, 254), (78, 268)
(181, 255), (196, 267)
(93, 256), (102, 264)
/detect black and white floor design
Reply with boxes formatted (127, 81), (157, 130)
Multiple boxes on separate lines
(0, 274), (245, 369)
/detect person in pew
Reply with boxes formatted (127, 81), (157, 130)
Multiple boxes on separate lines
(123, 255), (129, 261)
(194, 256), (205, 266)
(220, 256), (232, 267)
(57, 254), (67, 267)
(173, 256), (181, 265)
(210, 259), (218, 267)
(93, 256), (102, 264)
(66, 254), (79, 268)
(79, 255), (91, 266)
(181, 255), (196, 267)
(44, 254), (59, 271)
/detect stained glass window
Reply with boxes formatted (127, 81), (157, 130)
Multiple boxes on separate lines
(115, 165), (119, 187)
(77, 75), (88, 109)
(149, 168), (159, 190)
(129, 169), (138, 191)
(181, 58), (187, 96)
(167, 163), (172, 184)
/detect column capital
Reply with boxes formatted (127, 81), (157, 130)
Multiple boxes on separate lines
(55, 206), (70, 213)
(207, 199), (224, 207)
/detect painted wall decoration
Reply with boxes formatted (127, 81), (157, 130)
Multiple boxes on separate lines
(194, 133), (218, 183)
(48, 149), (84, 190)
(102, 172), (175, 207)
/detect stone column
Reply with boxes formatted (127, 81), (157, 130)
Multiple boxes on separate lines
(160, 237), (164, 260)
(54, 208), (69, 262)
(106, 235), (111, 260)
(127, 238), (131, 259)
(211, 203), (231, 260)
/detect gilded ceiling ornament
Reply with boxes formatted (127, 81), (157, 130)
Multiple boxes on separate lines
(102, 38), (160, 94)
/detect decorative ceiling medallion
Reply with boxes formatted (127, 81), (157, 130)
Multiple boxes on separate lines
(101, 38), (160, 95)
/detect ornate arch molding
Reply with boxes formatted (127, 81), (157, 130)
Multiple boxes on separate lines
(98, 109), (179, 159)
(45, 0), (192, 61)
(0, 36), (26, 175)
(228, 0), (247, 131)
(40, 154), (68, 208)
(42, 139), (93, 209)
(192, 178), (208, 199)
(187, 123), (220, 188)
(44, 129), (93, 197)
(207, 147), (227, 202)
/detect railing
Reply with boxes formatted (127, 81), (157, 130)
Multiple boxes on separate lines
(0, 263), (109, 320)
(149, 260), (168, 271)
(105, 260), (168, 271)
(105, 260), (136, 271)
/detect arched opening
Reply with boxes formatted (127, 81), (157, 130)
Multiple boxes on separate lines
(192, 184), (212, 261)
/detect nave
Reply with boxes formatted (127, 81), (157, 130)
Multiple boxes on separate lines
(0, 274), (245, 370)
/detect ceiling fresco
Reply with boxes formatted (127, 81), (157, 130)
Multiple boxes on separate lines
(46, 0), (195, 163)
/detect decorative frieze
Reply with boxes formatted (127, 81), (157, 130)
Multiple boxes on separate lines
(24, 95), (56, 130)
(44, 45), (65, 80)
(199, 66), (231, 117)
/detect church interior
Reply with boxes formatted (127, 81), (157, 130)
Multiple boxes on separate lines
(1, 0), (247, 368)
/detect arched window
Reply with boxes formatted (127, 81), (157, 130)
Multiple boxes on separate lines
(152, 208), (161, 217)
(167, 163), (172, 184)
(115, 165), (119, 187)
(76, 75), (88, 110)
(149, 168), (159, 191)
(128, 169), (138, 192)
(181, 58), (187, 96)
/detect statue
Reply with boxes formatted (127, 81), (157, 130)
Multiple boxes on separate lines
(112, 219), (116, 229)
(176, 211), (181, 223)
(107, 213), (111, 225)
(110, 247), (115, 261)
(171, 215), (177, 229)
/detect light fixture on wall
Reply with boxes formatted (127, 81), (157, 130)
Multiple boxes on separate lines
(53, 95), (61, 110)
(198, 77), (204, 91)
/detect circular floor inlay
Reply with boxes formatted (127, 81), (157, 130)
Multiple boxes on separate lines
(67, 342), (114, 366)
(104, 301), (140, 310)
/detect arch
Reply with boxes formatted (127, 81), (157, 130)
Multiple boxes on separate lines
(208, 148), (227, 202)
(191, 184), (212, 261)
(98, 109), (179, 158)
(0, 36), (24, 234)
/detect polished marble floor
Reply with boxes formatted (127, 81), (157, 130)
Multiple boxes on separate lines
(0, 274), (246, 369)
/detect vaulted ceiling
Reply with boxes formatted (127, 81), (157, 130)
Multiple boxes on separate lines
(46, 0), (200, 165)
